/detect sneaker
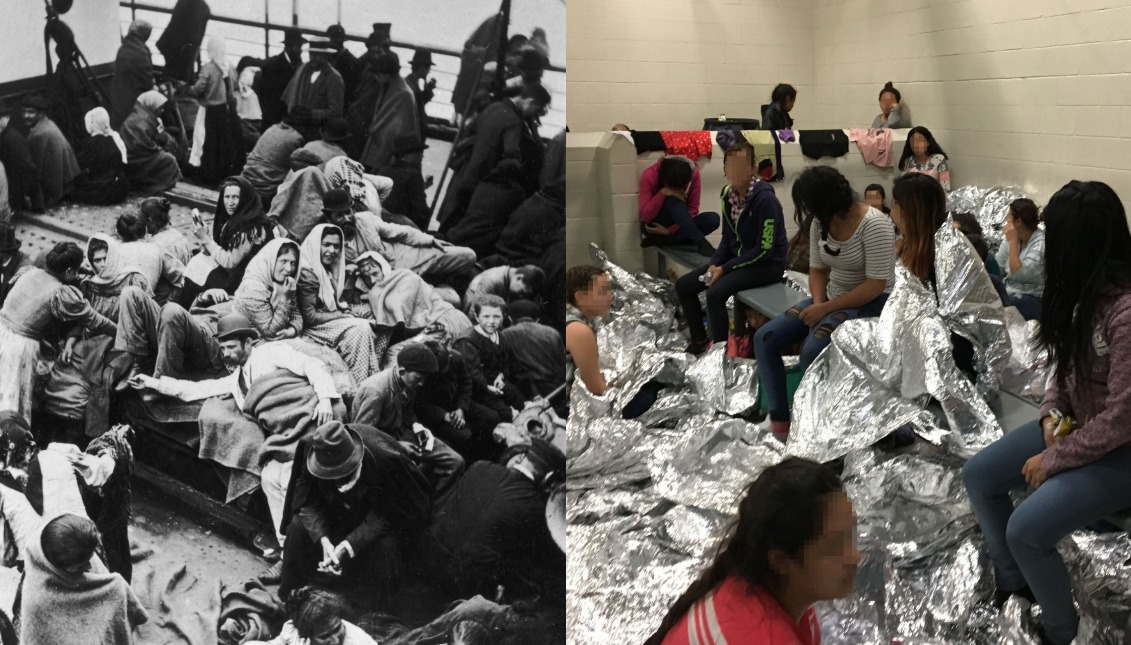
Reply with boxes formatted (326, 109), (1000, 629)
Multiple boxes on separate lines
(697, 238), (717, 256)
(685, 339), (710, 356)
(258, 560), (284, 585)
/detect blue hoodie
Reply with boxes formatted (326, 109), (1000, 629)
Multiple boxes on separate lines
(709, 180), (788, 273)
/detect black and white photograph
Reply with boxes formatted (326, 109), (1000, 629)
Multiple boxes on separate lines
(0, 0), (565, 642)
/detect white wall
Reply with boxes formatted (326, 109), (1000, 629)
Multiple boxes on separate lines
(566, 0), (815, 132)
(1, 0), (121, 85)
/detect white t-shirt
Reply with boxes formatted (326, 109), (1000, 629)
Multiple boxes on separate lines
(809, 207), (897, 300)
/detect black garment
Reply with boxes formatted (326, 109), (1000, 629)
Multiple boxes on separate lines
(49, 55), (100, 145)
(70, 135), (129, 205)
(446, 176), (526, 258)
(111, 35), (155, 129)
(253, 51), (302, 130)
(406, 72), (434, 142)
(501, 321), (564, 401)
(540, 236), (566, 335)
(155, 0), (212, 83)
(495, 190), (565, 265)
(330, 48), (361, 106)
(676, 262), (786, 343)
(279, 424), (432, 601)
(631, 130), (666, 155)
(799, 129), (850, 160)
(212, 175), (267, 248)
(425, 461), (561, 600)
(761, 103), (793, 131)
(198, 102), (244, 185)
(378, 163), (431, 229)
(414, 347), (496, 450)
(342, 65), (380, 161)
(177, 237), (269, 308)
(0, 127), (40, 212)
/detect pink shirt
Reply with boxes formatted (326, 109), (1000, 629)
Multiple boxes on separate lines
(661, 577), (821, 645)
(639, 159), (703, 234)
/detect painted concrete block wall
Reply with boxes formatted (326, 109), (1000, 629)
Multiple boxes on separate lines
(808, 0), (1131, 204)
(566, 0), (815, 132)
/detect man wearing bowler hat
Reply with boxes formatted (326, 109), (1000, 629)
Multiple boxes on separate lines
(289, 116), (351, 169)
(325, 24), (360, 105)
(0, 222), (31, 307)
(242, 105), (319, 207)
(282, 36), (345, 125)
(377, 133), (431, 229)
(129, 312), (343, 554)
(278, 420), (431, 603)
(406, 49), (436, 142)
(254, 27), (307, 129)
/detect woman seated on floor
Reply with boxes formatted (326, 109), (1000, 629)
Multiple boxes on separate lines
(755, 166), (895, 440)
(994, 197), (1045, 321)
(963, 180), (1131, 645)
(644, 458), (858, 645)
(565, 265), (663, 420)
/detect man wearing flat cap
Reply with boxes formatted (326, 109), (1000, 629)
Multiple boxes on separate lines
(253, 27), (307, 130)
(281, 36), (345, 125)
(278, 421), (431, 604)
(424, 437), (566, 601)
(130, 312), (343, 553)
(353, 344), (466, 500)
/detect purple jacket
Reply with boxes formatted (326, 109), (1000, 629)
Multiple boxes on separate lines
(1040, 288), (1131, 476)
(708, 180), (788, 274)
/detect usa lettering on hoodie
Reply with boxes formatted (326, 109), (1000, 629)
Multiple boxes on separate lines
(708, 179), (788, 274)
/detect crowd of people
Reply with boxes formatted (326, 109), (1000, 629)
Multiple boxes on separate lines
(0, 12), (566, 645)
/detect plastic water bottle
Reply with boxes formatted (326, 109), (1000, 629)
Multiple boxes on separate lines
(700, 270), (714, 284)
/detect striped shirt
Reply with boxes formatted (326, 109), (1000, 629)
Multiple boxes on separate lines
(661, 577), (821, 645)
(809, 207), (896, 300)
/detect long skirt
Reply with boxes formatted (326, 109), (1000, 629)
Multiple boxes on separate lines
(0, 321), (42, 425)
(125, 151), (182, 196)
(303, 317), (380, 385)
(190, 103), (243, 184)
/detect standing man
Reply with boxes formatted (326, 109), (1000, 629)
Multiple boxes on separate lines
(256, 27), (306, 130)
(406, 50), (436, 142)
(360, 52), (420, 173)
(281, 36), (345, 125)
(110, 20), (155, 129)
(325, 24), (360, 106)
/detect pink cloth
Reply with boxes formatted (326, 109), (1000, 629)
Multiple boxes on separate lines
(638, 159), (702, 234)
(848, 128), (894, 168)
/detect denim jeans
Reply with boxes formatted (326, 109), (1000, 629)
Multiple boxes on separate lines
(963, 420), (1131, 644)
(649, 196), (720, 244)
(622, 380), (663, 419)
(675, 262), (785, 343)
(1009, 293), (1043, 321)
(753, 293), (888, 421)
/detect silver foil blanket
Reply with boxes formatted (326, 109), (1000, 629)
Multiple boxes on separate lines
(567, 247), (1128, 645)
(946, 185), (1029, 253)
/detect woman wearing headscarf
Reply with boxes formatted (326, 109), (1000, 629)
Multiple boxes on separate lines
(80, 234), (149, 320)
(119, 90), (182, 195)
(351, 249), (471, 339)
(323, 155), (407, 226)
(296, 224), (379, 384)
(184, 36), (243, 183)
(182, 176), (275, 307)
(69, 107), (129, 205)
(233, 238), (304, 341)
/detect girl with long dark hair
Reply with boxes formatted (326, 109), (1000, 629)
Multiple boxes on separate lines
(645, 458), (859, 645)
(754, 166), (895, 439)
(994, 197), (1045, 320)
(761, 83), (797, 131)
(964, 181), (1131, 645)
(898, 126), (950, 191)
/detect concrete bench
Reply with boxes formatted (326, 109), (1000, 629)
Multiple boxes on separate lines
(653, 244), (710, 276)
(736, 281), (807, 318)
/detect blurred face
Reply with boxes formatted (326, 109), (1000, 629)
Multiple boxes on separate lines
(90, 249), (108, 275)
(320, 232), (342, 269)
(223, 185), (241, 215)
(879, 91), (897, 114)
(778, 491), (860, 603)
(273, 249), (297, 282)
(724, 149), (756, 191)
(783, 95), (796, 112)
(308, 617), (345, 645)
(357, 258), (384, 286)
(401, 368), (427, 389)
(219, 338), (253, 369)
(476, 305), (504, 334)
(575, 273), (613, 318)
(864, 190), (884, 210)
(910, 133), (929, 158)
(890, 200), (904, 232)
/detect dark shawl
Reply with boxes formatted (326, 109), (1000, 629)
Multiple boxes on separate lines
(156, 0), (212, 82)
(110, 36), (155, 129)
(213, 176), (268, 248)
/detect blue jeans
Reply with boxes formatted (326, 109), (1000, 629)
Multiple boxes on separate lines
(753, 293), (888, 421)
(1009, 292), (1042, 321)
(647, 196), (720, 244)
(963, 420), (1131, 644)
(622, 380), (663, 419)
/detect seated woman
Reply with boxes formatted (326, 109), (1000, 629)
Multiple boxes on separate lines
(898, 126), (951, 191)
(296, 223), (380, 384)
(863, 183), (891, 215)
(245, 586), (375, 645)
(755, 166), (895, 439)
(963, 180), (1131, 645)
(81, 234), (150, 320)
(994, 198), (1045, 321)
(114, 212), (185, 306)
(141, 197), (193, 267)
(760, 83), (796, 131)
(183, 176), (274, 307)
(351, 250), (471, 343)
(872, 82), (910, 129)
(118, 90), (182, 196)
(69, 107), (129, 206)
(644, 457), (858, 645)
(638, 156), (719, 256)
(0, 242), (116, 424)
(565, 265), (664, 420)
(233, 239), (303, 343)
(951, 211), (1004, 278)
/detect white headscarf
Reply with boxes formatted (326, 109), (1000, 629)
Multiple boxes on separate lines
(243, 238), (300, 287)
(206, 37), (230, 77)
(84, 107), (128, 164)
(299, 223), (348, 312)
